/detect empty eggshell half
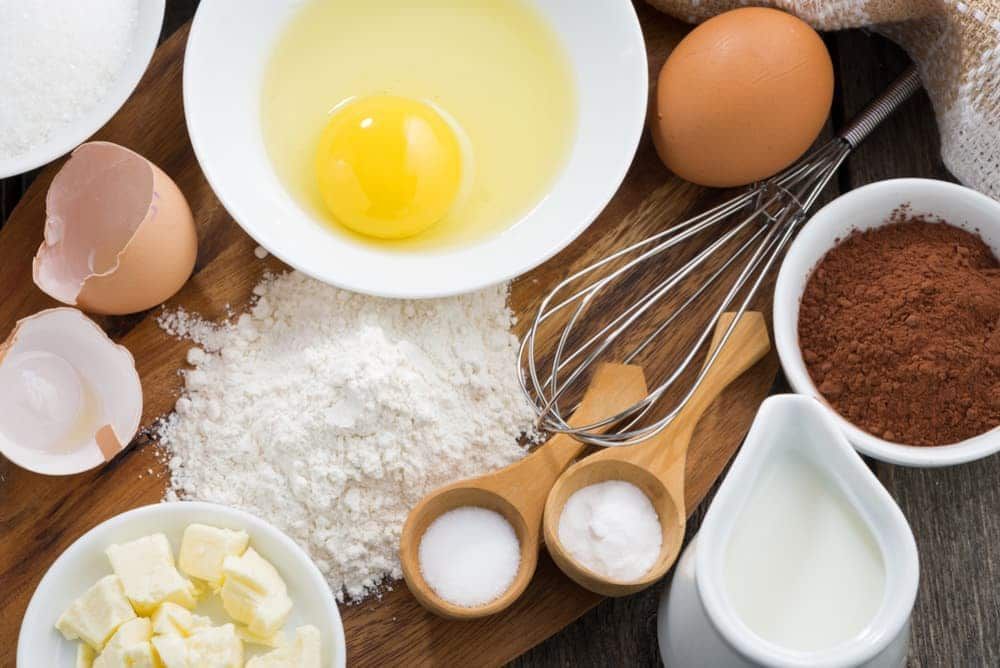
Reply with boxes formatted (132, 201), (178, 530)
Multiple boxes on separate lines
(33, 141), (198, 315)
(0, 308), (143, 475)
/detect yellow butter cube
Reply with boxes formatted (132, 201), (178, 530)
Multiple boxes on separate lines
(102, 617), (151, 647)
(220, 548), (292, 636)
(105, 534), (197, 615)
(76, 643), (95, 668)
(178, 524), (249, 588)
(151, 624), (244, 668)
(150, 635), (187, 668)
(246, 625), (321, 668)
(93, 618), (155, 668)
(150, 602), (211, 637)
(187, 625), (244, 667)
(235, 625), (287, 649)
(56, 575), (137, 650)
(93, 641), (158, 668)
(189, 578), (208, 601)
(123, 643), (159, 668)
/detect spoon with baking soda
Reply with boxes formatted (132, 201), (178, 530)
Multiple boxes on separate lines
(543, 311), (770, 596)
(399, 362), (648, 619)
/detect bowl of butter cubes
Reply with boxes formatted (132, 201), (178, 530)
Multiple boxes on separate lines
(17, 501), (345, 667)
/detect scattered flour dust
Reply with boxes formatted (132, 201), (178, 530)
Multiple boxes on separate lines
(156, 270), (536, 601)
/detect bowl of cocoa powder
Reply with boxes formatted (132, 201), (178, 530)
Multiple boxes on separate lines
(774, 178), (1000, 466)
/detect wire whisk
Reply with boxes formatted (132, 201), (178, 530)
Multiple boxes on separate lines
(519, 65), (922, 447)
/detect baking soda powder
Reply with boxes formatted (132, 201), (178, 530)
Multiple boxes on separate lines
(558, 480), (662, 581)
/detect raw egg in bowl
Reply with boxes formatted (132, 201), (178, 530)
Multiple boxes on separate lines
(183, 0), (647, 298)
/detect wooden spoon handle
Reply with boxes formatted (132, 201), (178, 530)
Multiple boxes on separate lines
(538, 362), (649, 467)
(642, 311), (770, 481)
(682, 311), (771, 429)
(484, 363), (647, 487)
(477, 363), (647, 519)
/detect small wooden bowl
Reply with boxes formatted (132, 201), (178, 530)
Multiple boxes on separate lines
(543, 312), (770, 597)
(400, 484), (536, 620)
(399, 363), (648, 620)
(543, 458), (684, 597)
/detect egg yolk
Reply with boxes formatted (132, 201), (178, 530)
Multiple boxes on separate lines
(315, 95), (464, 240)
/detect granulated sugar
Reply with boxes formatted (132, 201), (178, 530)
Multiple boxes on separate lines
(157, 270), (535, 601)
(0, 0), (138, 159)
(418, 506), (521, 607)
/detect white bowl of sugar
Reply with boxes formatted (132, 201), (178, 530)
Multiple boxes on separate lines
(0, 0), (165, 178)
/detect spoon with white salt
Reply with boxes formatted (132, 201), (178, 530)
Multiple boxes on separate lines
(543, 311), (770, 597)
(399, 362), (647, 620)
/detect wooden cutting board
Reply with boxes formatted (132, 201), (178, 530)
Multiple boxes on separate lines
(0, 7), (778, 666)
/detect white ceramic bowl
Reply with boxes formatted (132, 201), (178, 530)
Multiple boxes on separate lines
(774, 178), (1000, 467)
(17, 502), (346, 667)
(0, 1), (165, 178)
(183, 0), (647, 298)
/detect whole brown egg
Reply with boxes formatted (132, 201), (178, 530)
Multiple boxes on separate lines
(652, 7), (834, 188)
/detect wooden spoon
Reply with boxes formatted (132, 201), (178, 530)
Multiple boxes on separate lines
(400, 362), (648, 619)
(543, 311), (770, 597)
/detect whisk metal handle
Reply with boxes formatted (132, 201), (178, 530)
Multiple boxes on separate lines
(838, 65), (922, 148)
(521, 64), (925, 448)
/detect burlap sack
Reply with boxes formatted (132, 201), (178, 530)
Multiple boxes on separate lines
(646, 0), (1000, 199)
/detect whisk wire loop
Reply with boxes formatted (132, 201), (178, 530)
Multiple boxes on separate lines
(520, 66), (921, 447)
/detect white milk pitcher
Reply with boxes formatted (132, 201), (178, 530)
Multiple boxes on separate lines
(658, 395), (918, 668)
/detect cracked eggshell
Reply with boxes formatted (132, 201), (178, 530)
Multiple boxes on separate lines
(0, 308), (143, 475)
(33, 141), (198, 315)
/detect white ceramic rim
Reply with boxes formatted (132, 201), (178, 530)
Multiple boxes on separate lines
(16, 501), (346, 668)
(696, 395), (920, 668)
(182, 0), (648, 298)
(774, 178), (1000, 467)
(0, 1), (165, 178)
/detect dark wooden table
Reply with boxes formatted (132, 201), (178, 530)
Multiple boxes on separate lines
(4, 4), (998, 666)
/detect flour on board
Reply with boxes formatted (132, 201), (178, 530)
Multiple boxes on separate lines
(157, 270), (535, 601)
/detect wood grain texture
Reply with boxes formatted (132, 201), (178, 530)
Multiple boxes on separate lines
(0, 7), (779, 668)
(6, 5), (994, 668)
(515, 27), (1000, 668)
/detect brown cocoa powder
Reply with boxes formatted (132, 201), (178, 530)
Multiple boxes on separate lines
(798, 218), (1000, 446)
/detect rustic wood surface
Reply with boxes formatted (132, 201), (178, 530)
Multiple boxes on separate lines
(3, 4), (997, 668)
(0, 5), (781, 667)
(513, 26), (1000, 668)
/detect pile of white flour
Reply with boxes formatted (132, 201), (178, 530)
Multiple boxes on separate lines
(156, 270), (534, 601)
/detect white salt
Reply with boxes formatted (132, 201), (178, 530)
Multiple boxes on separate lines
(558, 480), (662, 581)
(0, 0), (139, 159)
(418, 506), (520, 607)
